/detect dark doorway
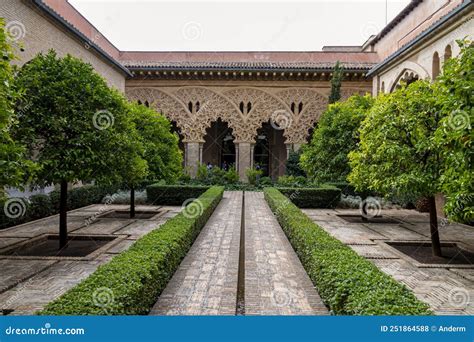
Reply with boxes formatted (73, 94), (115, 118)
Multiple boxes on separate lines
(254, 122), (287, 179)
(202, 119), (236, 168)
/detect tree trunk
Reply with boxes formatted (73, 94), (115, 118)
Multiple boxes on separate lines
(428, 195), (442, 257)
(130, 186), (135, 219)
(59, 180), (68, 249)
(361, 196), (368, 222)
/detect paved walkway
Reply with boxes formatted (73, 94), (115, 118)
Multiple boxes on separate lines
(150, 191), (328, 315)
(245, 192), (328, 315)
(150, 191), (242, 315)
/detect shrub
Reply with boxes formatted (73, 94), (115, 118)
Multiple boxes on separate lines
(285, 150), (306, 177)
(50, 184), (121, 212)
(28, 194), (54, 220)
(245, 167), (263, 185)
(277, 187), (341, 208)
(264, 188), (432, 315)
(146, 184), (210, 205)
(276, 175), (310, 188)
(301, 94), (374, 183)
(39, 186), (224, 315)
(258, 176), (273, 187)
(0, 184), (121, 230)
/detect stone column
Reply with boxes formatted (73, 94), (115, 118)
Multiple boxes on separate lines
(237, 142), (253, 182)
(185, 142), (202, 178)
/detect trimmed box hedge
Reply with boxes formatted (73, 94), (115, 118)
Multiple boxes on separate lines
(146, 184), (210, 205)
(39, 186), (224, 315)
(264, 187), (432, 315)
(277, 187), (341, 208)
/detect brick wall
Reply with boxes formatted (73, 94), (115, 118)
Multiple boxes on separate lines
(0, 0), (126, 91)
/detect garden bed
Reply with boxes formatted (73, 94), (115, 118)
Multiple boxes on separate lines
(98, 209), (162, 220)
(386, 241), (474, 265)
(0, 235), (117, 258)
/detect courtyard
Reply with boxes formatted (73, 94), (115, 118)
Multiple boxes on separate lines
(0, 4), (473, 341)
(0, 191), (472, 316)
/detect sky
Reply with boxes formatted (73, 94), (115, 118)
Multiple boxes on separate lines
(69, 0), (410, 51)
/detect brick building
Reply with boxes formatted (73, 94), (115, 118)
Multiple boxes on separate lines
(1, 0), (472, 180)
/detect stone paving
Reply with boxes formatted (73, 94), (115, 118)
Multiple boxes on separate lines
(303, 208), (474, 315)
(0, 204), (179, 315)
(150, 191), (242, 315)
(245, 192), (328, 315)
(151, 191), (328, 316)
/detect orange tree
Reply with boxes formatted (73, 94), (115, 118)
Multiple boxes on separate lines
(13, 50), (142, 248)
(433, 41), (473, 224)
(349, 81), (445, 256)
(0, 19), (34, 197)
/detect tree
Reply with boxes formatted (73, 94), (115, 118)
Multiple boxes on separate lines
(348, 81), (445, 256)
(0, 19), (34, 198)
(128, 103), (182, 182)
(301, 94), (373, 183)
(119, 102), (182, 218)
(13, 50), (134, 248)
(328, 61), (343, 104)
(285, 150), (306, 177)
(434, 41), (473, 224)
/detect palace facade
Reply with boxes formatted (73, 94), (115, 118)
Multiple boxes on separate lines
(1, 0), (473, 180)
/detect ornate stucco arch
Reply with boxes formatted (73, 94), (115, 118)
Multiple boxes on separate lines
(126, 87), (202, 141)
(275, 88), (328, 143)
(388, 61), (430, 92)
(222, 87), (290, 142)
(171, 86), (245, 142)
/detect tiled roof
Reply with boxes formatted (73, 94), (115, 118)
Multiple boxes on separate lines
(123, 61), (377, 71)
(121, 51), (379, 71)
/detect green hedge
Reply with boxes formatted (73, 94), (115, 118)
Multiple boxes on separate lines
(264, 188), (432, 315)
(277, 187), (341, 208)
(39, 186), (224, 315)
(146, 184), (210, 205)
(0, 184), (121, 229)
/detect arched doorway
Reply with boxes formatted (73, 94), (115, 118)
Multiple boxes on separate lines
(202, 119), (236, 169)
(254, 121), (287, 179)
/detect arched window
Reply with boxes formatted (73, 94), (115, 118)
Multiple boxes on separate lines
(290, 102), (296, 114)
(247, 102), (252, 113)
(298, 102), (303, 114)
(432, 51), (440, 79)
(144, 100), (150, 107)
(188, 101), (193, 112)
(137, 100), (142, 105)
(195, 101), (200, 112)
(381, 81), (385, 93)
(239, 101), (244, 113)
(444, 45), (452, 61)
